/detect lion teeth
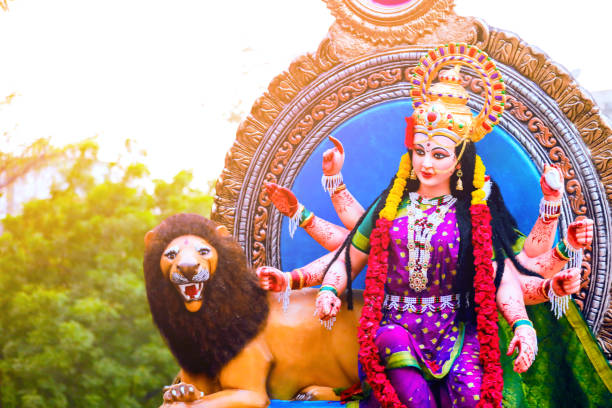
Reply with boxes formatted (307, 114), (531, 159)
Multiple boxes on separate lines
(179, 282), (204, 300)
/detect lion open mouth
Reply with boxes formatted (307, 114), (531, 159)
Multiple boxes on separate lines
(178, 282), (204, 301)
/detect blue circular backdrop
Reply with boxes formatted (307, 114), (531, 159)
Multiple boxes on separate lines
(279, 99), (543, 290)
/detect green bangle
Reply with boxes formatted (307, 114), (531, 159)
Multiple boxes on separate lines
(319, 285), (338, 297)
(512, 319), (533, 332)
(299, 207), (312, 225)
(556, 239), (571, 260)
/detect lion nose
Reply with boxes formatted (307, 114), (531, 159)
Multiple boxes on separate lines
(177, 261), (200, 280)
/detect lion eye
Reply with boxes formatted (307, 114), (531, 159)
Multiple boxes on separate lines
(198, 247), (210, 256)
(165, 251), (177, 260)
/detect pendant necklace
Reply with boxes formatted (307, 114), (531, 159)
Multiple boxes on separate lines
(406, 192), (456, 292)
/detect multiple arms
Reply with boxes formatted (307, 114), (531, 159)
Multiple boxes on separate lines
(259, 139), (595, 375)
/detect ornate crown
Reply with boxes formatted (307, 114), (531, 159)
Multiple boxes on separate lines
(409, 44), (506, 144)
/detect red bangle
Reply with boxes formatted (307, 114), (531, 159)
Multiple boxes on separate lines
(539, 279), (551, 299)
(290, 269), (304, 290)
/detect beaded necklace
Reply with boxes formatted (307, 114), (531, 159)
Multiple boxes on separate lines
(406, 192), (456, 292)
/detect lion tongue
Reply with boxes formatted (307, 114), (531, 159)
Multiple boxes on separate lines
(185, 284), (198, 298)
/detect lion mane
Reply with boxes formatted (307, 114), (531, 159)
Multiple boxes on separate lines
(144, 213), (269, 378)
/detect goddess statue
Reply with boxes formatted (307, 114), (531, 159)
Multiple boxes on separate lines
(256, 44), (594, 408)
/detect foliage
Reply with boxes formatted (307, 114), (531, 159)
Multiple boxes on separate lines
(0, 140), (213, 407)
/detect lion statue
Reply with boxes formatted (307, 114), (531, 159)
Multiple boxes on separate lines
(144, 213), (363, 408)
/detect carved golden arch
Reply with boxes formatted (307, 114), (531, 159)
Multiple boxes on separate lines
(212, 1), (612, 357)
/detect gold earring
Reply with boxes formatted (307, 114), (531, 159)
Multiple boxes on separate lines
(410, 167), (416, 179)
(456, 168), (463, 191)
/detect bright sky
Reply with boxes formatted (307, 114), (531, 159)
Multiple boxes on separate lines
(0, 0), (610, 189)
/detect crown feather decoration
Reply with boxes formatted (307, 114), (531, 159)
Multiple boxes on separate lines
(409, 43), (506, 143)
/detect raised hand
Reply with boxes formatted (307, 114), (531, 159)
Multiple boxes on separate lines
(264, 182), (299, 217)
(506, 325), (538, 373)
(256, 266), (287, 292)
(163, 382), (204, 404)
(551, 268), (581, 296)
(315, 291), (341, 320)
(322, 136), (345, 176)
(540, 164), (563, 201)
(567, 216), (594, 250)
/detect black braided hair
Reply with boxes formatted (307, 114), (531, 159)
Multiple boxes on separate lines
(450, 141), (478, 322)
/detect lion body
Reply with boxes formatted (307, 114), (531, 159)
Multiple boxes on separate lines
(181, 289), (362, 405)
(144, 214), (362, 407)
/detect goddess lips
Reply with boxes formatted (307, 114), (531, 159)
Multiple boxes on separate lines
(420, 170), (434, 179)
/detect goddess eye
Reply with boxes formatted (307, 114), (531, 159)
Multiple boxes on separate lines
(415, 149), (425, 156)
(165, 251), (177, 260)
(198, 247), (210, 256)
(433, 152), (449, 159)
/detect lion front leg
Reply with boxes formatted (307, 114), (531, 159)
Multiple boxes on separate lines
(167, 335), (272, 408)
(165, 390), (268, 408)
(159, 385), (269, 408)
(161, 382), (205, 406)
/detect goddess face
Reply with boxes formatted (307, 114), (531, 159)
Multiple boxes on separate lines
(412, 131), (458, 191)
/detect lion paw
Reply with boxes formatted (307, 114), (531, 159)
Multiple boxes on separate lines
(294, 392), (314, 401)
(163, 382), (204, 403)
(294, 385), (340, 401)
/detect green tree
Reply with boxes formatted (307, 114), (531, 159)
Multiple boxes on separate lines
(0, 140), (213, 407)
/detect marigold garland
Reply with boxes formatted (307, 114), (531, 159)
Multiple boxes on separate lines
(380, 153), (411, 221)
(472, 155), (487, 205)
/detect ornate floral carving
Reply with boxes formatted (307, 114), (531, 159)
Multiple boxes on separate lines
(324, 0), (454, 46)
(338, 79), (368, 101)
(288, 115), (315, 145)
(312, 94), (340, 121)
(528, 118), (557, 148)
(324, 0), (490, 62)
